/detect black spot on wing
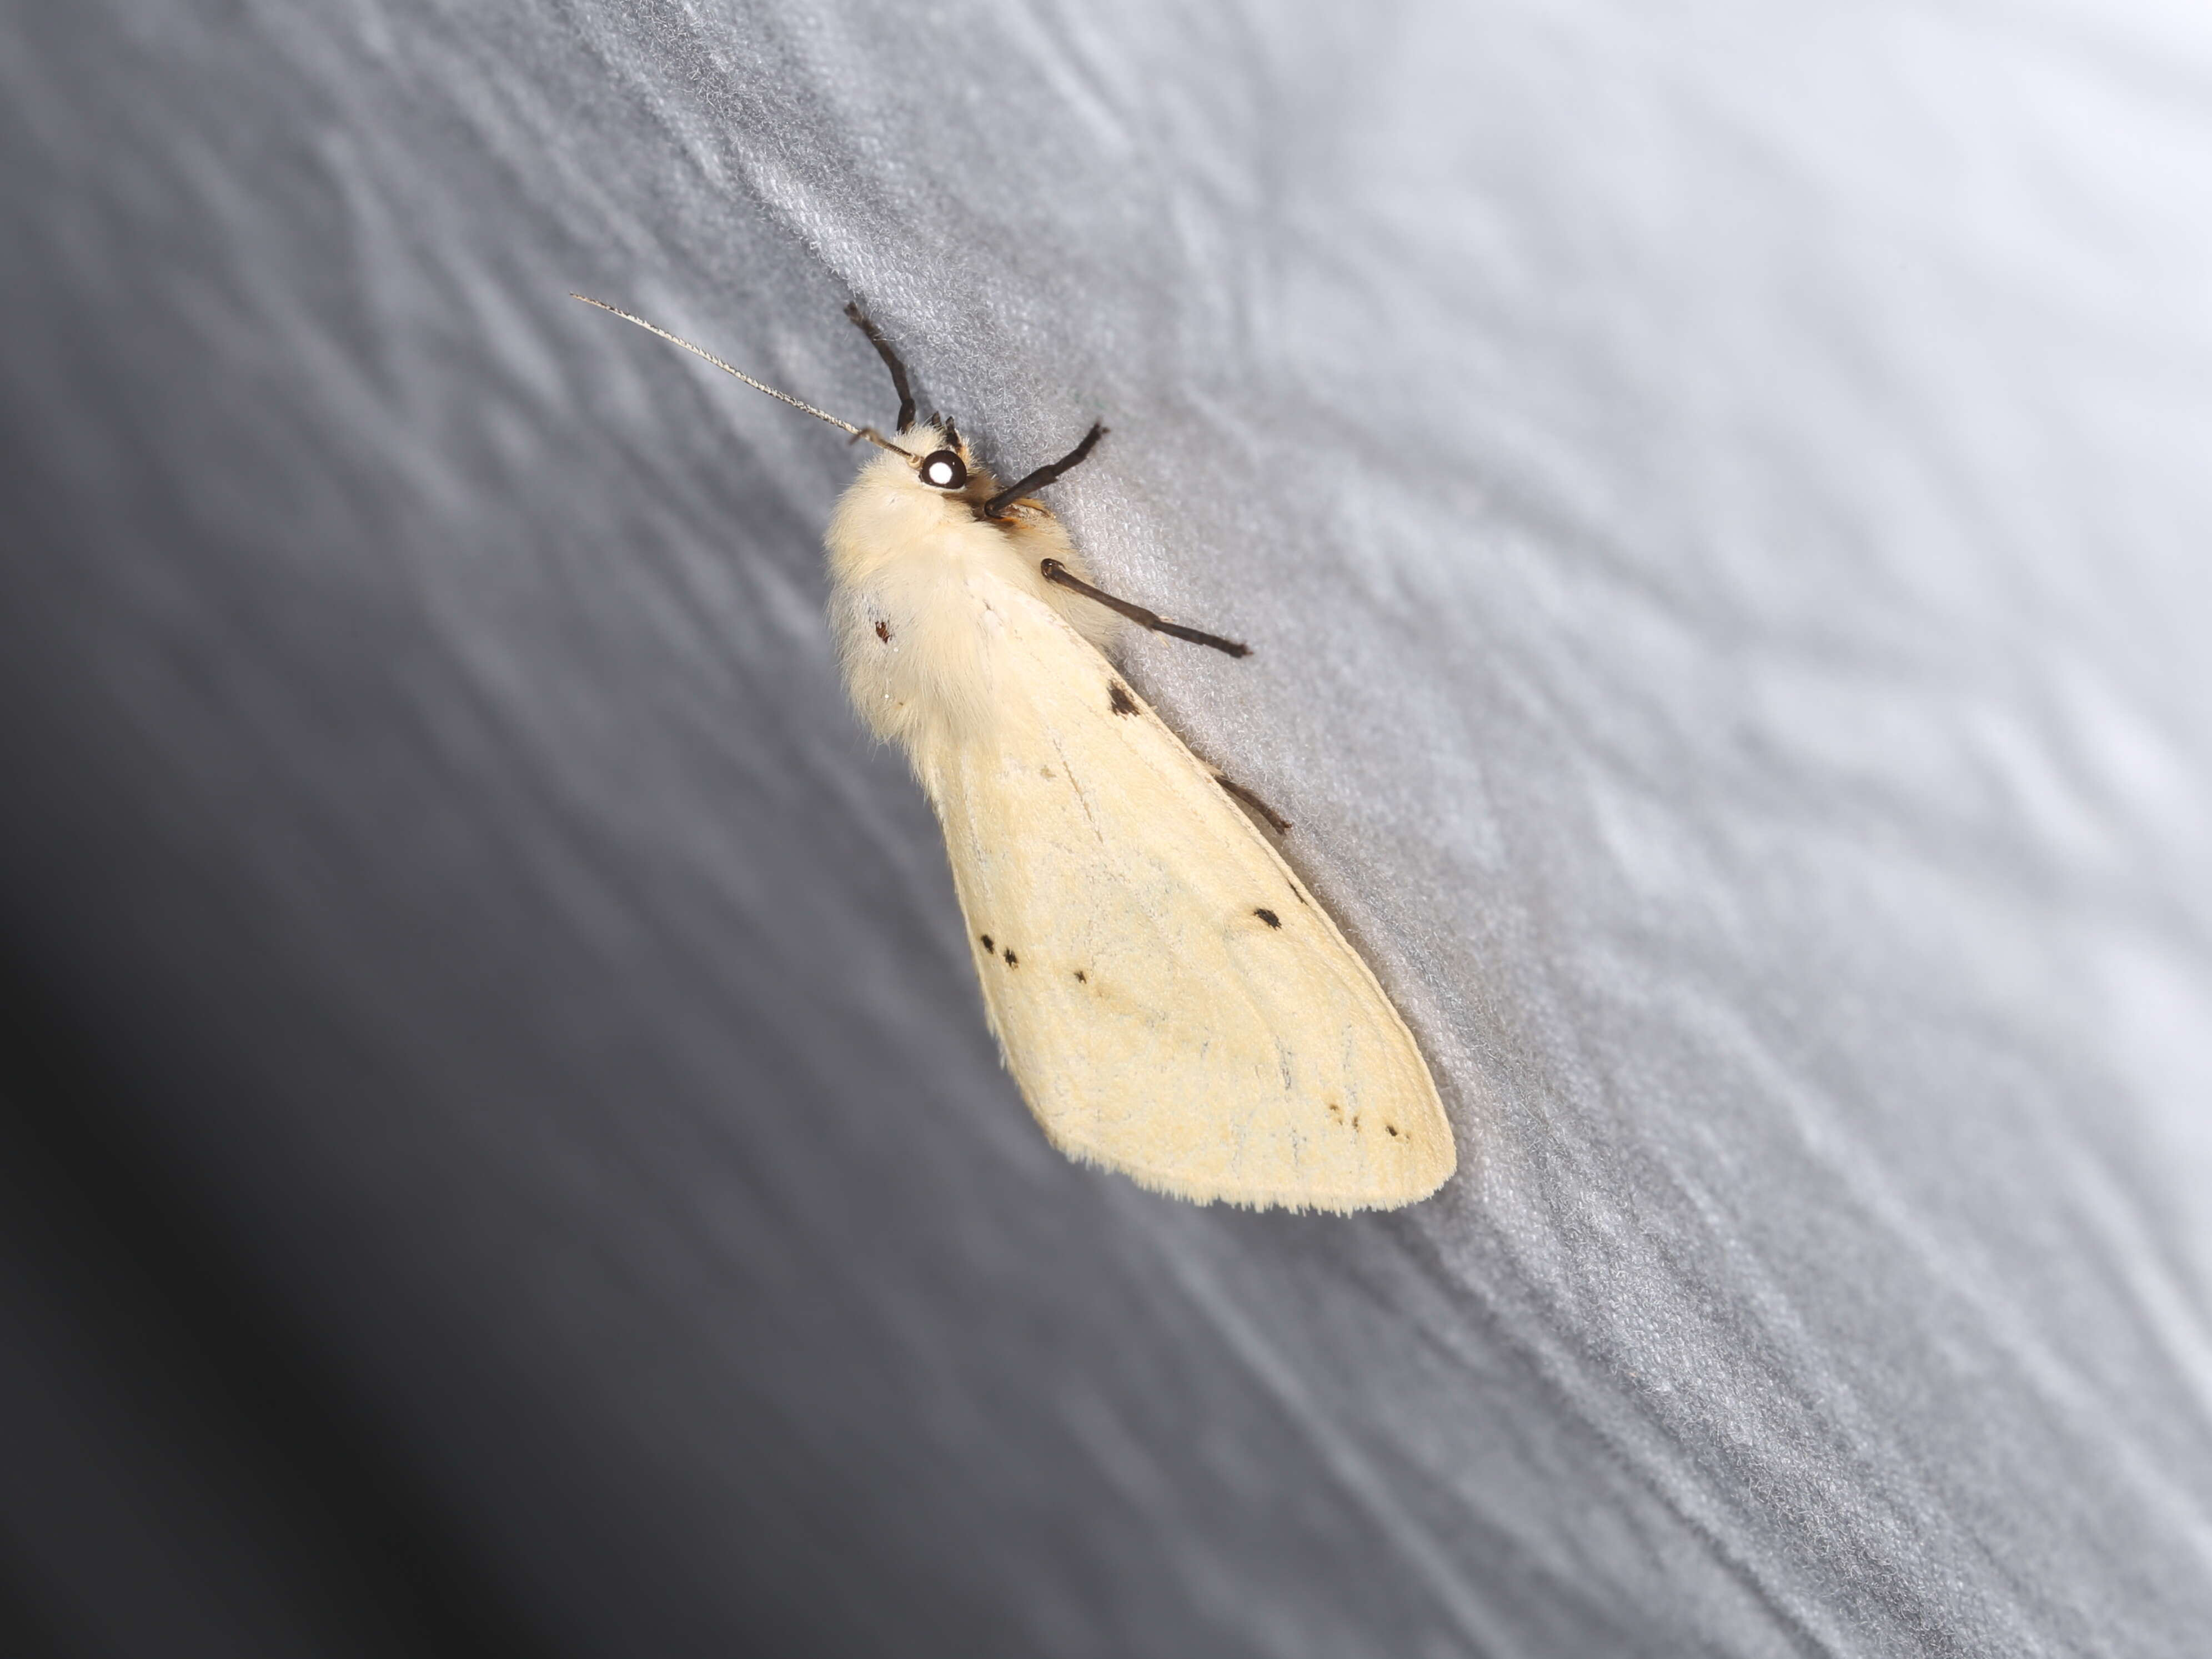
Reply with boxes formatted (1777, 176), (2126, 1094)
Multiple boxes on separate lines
(1108, 681), (1137, 716)
(1254, 908), (1281, 929)
(874, 619), (892, 642)
(1003, 948), (1019, 967)
(1074, 970), (1087, 983)
(979, 934), (993, 951)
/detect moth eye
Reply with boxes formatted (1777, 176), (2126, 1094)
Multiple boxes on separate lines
(919, 449), (967, 491)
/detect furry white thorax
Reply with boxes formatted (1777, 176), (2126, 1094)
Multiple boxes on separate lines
(826, 423), (1120, 760)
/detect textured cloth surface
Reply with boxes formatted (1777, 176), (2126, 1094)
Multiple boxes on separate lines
(3, 2), (2210, 1655)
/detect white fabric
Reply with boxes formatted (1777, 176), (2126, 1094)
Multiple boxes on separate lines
(3, 1), (2208, 1652)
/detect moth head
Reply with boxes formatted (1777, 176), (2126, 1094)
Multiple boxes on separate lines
(916, 439), (968, 494)
(892, 424), (1001, 518)
(568, 295), (1075, 519)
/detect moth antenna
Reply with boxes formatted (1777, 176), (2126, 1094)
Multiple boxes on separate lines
(572, 295), (911, 456)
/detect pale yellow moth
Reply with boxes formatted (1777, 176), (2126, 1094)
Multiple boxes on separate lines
(576, 294), (1454, 1211)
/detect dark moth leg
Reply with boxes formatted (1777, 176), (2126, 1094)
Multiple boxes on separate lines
(984, 423), (1108, 518)
(1215, 773), (1291, 834)
(1040, 560), (1250, 659)
(844, 303), (917, 433)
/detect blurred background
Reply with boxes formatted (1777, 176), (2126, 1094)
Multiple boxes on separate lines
(3, 2), (2210, 1654)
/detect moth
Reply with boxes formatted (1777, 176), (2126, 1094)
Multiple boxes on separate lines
(576, 295), (1453, 1210)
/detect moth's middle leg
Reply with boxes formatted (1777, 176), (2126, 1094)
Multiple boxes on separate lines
(1039, 559), (1251, 659)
